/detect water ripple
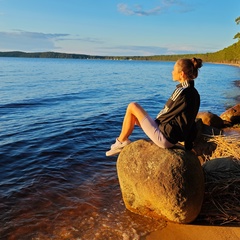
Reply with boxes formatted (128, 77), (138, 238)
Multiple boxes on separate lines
(0, 58), (239, 238)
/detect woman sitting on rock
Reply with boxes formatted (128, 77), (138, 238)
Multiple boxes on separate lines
(106, 57), (203, 156)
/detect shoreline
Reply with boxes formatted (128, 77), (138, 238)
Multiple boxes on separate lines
(209, 62), (240, 67)
(222, 63), (240, 67)
(146, 222), (240, 240)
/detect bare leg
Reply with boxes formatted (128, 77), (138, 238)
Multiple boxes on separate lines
(118, 102), (147, 142)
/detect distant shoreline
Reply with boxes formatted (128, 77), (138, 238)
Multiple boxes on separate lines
(0, 53), (239, 68)
(212, 62), (240, 67)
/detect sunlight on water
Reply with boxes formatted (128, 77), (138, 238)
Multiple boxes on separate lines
(0, 58), (239, 239)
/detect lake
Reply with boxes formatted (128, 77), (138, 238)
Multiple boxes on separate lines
(0, 57), (239, 239)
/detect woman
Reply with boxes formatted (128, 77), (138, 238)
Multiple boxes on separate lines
(106, 57), (202, 156)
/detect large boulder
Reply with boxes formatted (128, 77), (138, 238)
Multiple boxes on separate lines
(220, 103), (240, 124)
(117, 139), (205, 224)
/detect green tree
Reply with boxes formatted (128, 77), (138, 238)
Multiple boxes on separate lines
(233, 16), (240, 41)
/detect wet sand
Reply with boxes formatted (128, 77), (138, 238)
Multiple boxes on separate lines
(147, 222), (240, 240)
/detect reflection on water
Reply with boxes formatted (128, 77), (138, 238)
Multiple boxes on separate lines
(1, 163), (165, 239)
(0, 58), (239, 239)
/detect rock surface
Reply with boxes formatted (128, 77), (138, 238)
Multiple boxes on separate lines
(220, 103), (240, 124)
(203, 157), (240, 181)
(117, 139), (205, 223)
(196, 111), (224, 128)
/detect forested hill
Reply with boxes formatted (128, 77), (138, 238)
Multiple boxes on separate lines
(0, 41), (239, 64)
(0, 51), (105, 60)
(118, 41), (240, 64)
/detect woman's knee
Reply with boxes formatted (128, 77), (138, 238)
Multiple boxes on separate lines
(128, 102), (138, 109)
(127, 102), (141, 112)
(127, 102), (147, 120)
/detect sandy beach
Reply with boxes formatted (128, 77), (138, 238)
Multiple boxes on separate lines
(147, 222), (240, 240)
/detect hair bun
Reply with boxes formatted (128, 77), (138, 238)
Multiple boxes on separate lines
(191, 57), (203, 69)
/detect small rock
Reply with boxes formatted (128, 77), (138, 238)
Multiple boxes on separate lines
(220, 103), (240, 124)
(197, 112), (224, 129)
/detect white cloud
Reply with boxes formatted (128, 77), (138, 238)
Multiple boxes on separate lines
(0, 30), (214, 56)
(117, 3), (162, 16)
(100, 44), (201, 56)
(0, 30), (106, 52)
(117, 0), (192, 16)
(0, 30), (69, 51)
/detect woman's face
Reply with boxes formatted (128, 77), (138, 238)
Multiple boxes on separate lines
(172, 63), (182, 81)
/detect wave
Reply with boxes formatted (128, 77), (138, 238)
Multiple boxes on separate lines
(0, 93), (86, 109)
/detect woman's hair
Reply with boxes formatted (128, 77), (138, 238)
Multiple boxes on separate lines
(177, 57), (203, 80)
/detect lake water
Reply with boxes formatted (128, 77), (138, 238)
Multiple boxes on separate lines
(0, 57), (239, 239)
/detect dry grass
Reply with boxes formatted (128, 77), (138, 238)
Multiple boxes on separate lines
(199, 134), (240, 225)
(200, 177), (240, 225)
(207, 134), (240, 160)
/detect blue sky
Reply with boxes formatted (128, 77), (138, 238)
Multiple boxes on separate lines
(0, 0), (239, 56)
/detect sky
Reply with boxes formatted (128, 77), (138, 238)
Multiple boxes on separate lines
(0, 0), (239, 56)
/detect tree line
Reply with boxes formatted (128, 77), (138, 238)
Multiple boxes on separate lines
(0, 51), (105, 60)
(113, 41), (240, 64)
(1, 41), (239, 64)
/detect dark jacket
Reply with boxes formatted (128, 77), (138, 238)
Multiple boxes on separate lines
(155, 80), (200, 150)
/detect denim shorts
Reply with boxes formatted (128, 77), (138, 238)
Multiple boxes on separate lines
(140, 115), (174, 148)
